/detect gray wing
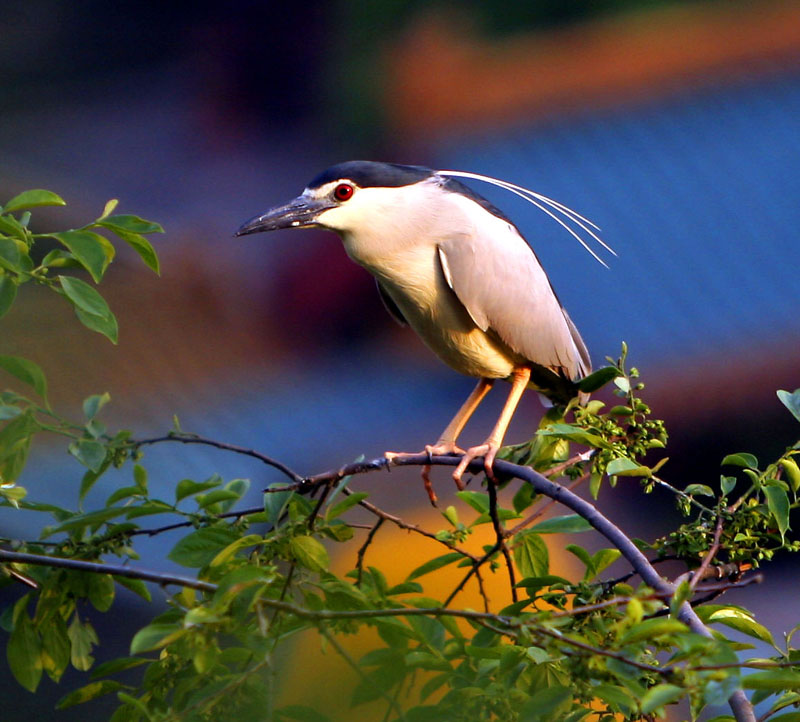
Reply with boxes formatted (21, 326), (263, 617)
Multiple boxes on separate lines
(437, 225), (590, 380)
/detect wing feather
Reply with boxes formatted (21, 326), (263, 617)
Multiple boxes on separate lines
(436, 206), (590, 380)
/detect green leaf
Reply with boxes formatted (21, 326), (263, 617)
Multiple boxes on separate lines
(57, 273), (110, 314)
(520, 685), (572, 721)
(640, 683), (684, 714)
(58, 275), (118, 343)
(51, 230), (114, 283)
(778, 389), (800, 423)
(264, 483), (294, 526)
(456, 490), (490, 513)
(742, 670), (800, 690)
(538, 423), (608, 448)
(592, 683), (637, 715)
(620, 618), (688, 644)
(175, 477), (221, 503)
(69, 438), (107, 473)
(98, 214), (163, 235)
(129, 622), (184, 654)
(68, 615), (98, 672)
(577, 366), (620, 392)
(56, 680), (125, 709)
(0, 354), (48, 402)
(708, 609), (776, 645)
(407, 552), (463, 581)
(531, 514), (592, 534)
(168, 526), (239, 567)
(606, 457), (651, 477)
(83, 392), (111, 419)
(99, 225), (160, 275)
(196, 488), (241, 509)
(7, 597), (42, 692)
(684, 483), (715, 497)
(514, 531), (549, 578)
(0, 275), (17, 318)
(720, 475), (737, 496)
(114, 576), (152, 602)
(765, 483), (791, 540)
(209, 534), (264, 567)
(0, 216), (28, 243)
(721, 452), (759, 469)
(591, 548), (621, 578)
(4, 189), (65, 212)
(289, 535), (329, 572)
(325, 491), (368, 520)
(87, 573), (115, 612)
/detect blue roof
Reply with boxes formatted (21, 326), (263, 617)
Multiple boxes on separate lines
(432, 71), (800, 369)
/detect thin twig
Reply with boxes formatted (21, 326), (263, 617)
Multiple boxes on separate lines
(356, 518), (385, 585)
(689, 515), (724, 592)
(0, 548), (216, 592)
(132, 432), (303, 483)
(487, 480), (517, 603)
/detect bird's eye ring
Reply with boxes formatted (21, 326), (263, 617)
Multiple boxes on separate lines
(334, 183), (354, 202)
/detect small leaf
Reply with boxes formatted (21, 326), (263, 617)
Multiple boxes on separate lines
(620, 618), (688, 644)
(7, 598), (42, 692)
(721, 453), (759, 470)
(56, 680), (125, 709)
(168, 527), (239, 568)
(326, 491), (368, 520)
(0, 355), (48, 403)
(720, 475), (737, 496)
(175, 477), (221, 502)
(98, 214), (163, 234)
(83, 392), (111, 420)
(708, 609), (776, 645)
(456, 490), (490, 513)
(58, 274), (111, 315)
(102, 226), (160, 275)
(407, 552), (463, 581)
(530, 514), (592, 534)
(640, 684), (684, 714)
(129, 622), (184, 654)
(51, 230), (114, 283)
(764, 483), (791, 540)
(684, 483), (715, 497)
(778, 389), (800, 423)
(69, 439), (107, 473)
(519, 685), (572, 721)
(4, 189), (65, 213)
(0, 275), (17, 318)
(742, 670), (800, 690)
(577, 366), (620, 392)
(289, 536), (329, 572)
(514, 531), (549, 578)
(58, 275), (119, 343)
(98, 199), (119, 220)
(606, 457), (651, 477)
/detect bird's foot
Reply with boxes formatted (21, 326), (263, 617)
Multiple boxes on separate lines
(385, 443), (465, 506)
(453, 441), (501, 485)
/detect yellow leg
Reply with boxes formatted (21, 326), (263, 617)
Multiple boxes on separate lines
(427, 378), (494, 455)
(453, 366), (532, 483)
(385, 378), (495, 504)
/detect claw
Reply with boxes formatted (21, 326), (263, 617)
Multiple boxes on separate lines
(453, 441), (501, 485)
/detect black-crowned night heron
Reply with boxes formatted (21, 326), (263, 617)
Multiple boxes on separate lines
(237, 161), (611, 500)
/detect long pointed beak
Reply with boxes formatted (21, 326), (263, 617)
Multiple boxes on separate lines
(235, 195), (334, 236)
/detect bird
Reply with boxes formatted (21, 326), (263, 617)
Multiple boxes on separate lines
(237, 161), (611, 502)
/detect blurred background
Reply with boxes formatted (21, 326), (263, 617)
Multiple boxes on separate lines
(1, 0), (799, 718)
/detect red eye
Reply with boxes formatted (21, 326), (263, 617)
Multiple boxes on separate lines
(334, 183), (354, 201)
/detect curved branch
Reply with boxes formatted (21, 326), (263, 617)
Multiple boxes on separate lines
(0, 548), (216, 592)
(132, 433), (303, 483)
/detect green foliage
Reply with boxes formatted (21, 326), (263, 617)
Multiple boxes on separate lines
(0, 189), (161, 340)
(1, 193), (800, 721)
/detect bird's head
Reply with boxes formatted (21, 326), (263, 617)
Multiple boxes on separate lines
(235, 161), (439, 239)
